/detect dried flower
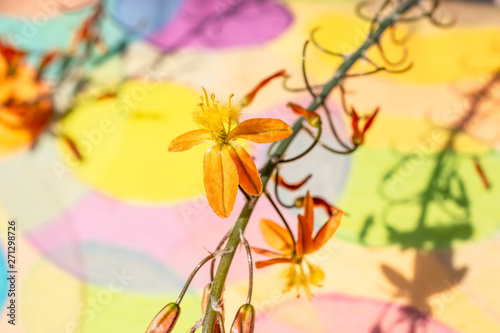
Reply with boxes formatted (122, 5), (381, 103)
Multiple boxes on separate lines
(351, 106), (379, 146)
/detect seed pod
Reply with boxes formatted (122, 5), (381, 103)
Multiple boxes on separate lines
(230, 304), (255, 333)
(145, 303), (180, 333)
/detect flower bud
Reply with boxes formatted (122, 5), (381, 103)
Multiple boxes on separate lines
(145, 302), (180, 333)
(230, 304), (255, 333)
(201, 283), (211, 313)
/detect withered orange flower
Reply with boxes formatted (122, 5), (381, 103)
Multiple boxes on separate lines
(351, 106), (379, 146)
(0, 40), (54, 153)
(273, 173), (311, 191)
(253, 192), (343, 298)
(169, 71), (292, 218)
(287, 102), (321, 128)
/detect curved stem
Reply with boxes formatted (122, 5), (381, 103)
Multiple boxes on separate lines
(176, 252), (219, 305)
(279, 126), (322, 164)
(302, 126), (358, 154)
(210, 230), (232, 282)
(273, 168), (296, 209)
(239, 233), (254, 304)
(202, 1), (422, 330)
(323, 100), (351, 149)
(301, 40), (317, 100)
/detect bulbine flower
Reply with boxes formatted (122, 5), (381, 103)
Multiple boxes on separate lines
(168, 72), (292, 218)
(253, 192), (343, 298)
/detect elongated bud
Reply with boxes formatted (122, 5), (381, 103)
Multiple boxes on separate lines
(201, 284), (224, 333)
(230, 304), (255, 333)
(145, 303), (180, 333)
(287, 102), (321, 128)
(61, 135), (83, 161)
(242, 70), (287, 107)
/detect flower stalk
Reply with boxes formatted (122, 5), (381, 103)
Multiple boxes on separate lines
(202, 0), (424, 330)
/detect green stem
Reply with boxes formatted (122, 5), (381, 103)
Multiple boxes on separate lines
(202, 0), (420, 331)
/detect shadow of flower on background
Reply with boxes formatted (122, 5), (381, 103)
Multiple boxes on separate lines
(362, 71), (500, 332)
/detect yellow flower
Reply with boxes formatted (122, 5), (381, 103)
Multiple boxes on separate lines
(253, 192), (343, 298)
(169, 76), (292, 218)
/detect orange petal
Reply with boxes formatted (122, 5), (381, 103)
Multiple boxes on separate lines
(299, 192), (314, 252)
(362, 107), (380, 133)
(243, 70), (286, 106)
(0, 79), (13, 104)
(228, 142), (262, 196)
(228, 118), (292, 143)
(350, 107), (360, 128)
(168, 129), (213, 152)
(311, 211), (343, 253)
(350, 106), (361, 143)
(255, 258), (293, 268)
(296, 218), (304, 259)
(259, 219), (294, 252)
(203, 144), (239, 218)
(251, 247), (283, 258)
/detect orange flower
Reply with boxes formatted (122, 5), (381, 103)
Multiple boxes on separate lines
(168, 72), (291, 218)
(0, 41), (54, 152)
(169, 90), (292, 218)
(351, 106), (379, 146)
(253, 192), (343, 298)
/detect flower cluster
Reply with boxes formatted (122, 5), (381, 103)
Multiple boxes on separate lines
(0, 40), (56, 149)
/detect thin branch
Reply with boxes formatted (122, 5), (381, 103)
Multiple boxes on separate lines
(302, 126), (358, 154)
(202, 1), (432, 330)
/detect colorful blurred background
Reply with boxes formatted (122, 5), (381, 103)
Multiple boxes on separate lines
(1, 0), (500, 332)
